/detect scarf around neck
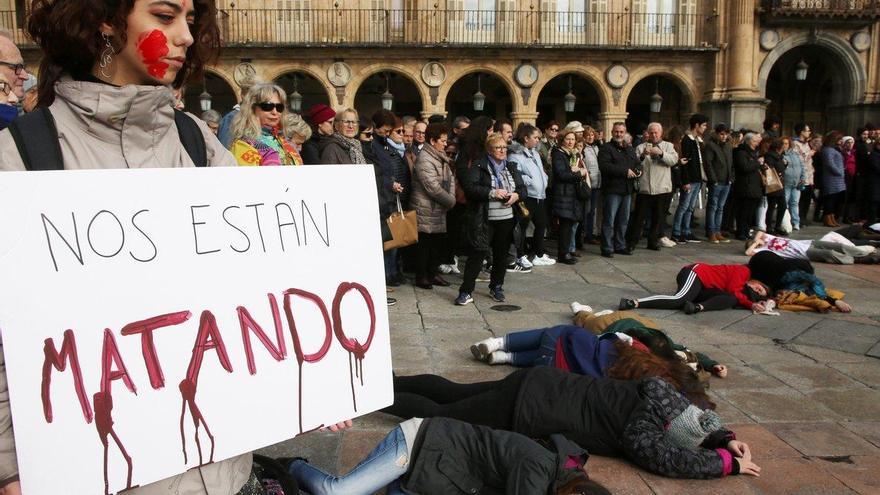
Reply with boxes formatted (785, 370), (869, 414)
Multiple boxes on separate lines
(387, 138), (406, 157)
(331, 132), (367, 164)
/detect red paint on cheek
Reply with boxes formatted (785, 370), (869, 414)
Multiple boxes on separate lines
(137, 30), (170, 79)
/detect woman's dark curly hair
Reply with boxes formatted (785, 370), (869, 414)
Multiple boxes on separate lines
(27, 0), (220, 106)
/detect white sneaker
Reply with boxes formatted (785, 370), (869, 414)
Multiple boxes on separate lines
(659, 236), (676, 248)
(438, 264), (453, 274)
(450, 264), (461, 274)
(518, 255), (534, 268)
(531, 254), (557, 266)
(570, 302), (593, 314)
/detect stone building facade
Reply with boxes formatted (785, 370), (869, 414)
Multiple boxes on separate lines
(4, 0), (880, 133)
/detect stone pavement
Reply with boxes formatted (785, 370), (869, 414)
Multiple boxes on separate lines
(260, 223), (880, 494)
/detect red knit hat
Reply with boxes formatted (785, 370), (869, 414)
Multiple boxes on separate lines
(305, 104), (336, 126)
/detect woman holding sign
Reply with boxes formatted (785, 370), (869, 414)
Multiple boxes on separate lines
(0, 1), (349, 494)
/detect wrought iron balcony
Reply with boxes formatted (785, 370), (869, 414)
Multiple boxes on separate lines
(2, 8), (718, 50)
(760, 0), (880, 25)
(216, 9), (717, 49)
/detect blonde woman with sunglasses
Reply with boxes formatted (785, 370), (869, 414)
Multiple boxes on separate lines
(230, 82), (302, 165)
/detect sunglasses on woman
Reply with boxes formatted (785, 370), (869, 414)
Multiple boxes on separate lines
(255, 102), (285, 112)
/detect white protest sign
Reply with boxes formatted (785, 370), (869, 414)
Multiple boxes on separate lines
(0, 166), (392, 495)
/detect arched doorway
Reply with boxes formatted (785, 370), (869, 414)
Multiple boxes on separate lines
(765, 45), (845, 134)
(274, 71), (331, 115)
(536, 73), (602, 129)
(758, 33), (866, 135)
(184, 72), (236, 115)
(625, 76), (687, 136)
(354, 71), (423, 118)
(444, 72), (513, 122)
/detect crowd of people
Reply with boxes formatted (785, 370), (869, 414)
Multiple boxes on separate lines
(0, 0), (877, 493)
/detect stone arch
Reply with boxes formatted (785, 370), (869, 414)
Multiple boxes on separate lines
(531, 66), (611, 115)
(183, 69), (238, 115)
(621, 68), (699, 115)
(265, 65), (335, 104)
(757, 32), (865, 107)
(348, 64), (431, 113)
(438, 66), (521, 113)
(204, 68), (238, 100)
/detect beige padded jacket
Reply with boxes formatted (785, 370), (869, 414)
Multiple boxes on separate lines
(0, 77), (252, 495)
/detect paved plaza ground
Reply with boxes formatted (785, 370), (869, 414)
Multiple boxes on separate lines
(262, 223), (880, 494)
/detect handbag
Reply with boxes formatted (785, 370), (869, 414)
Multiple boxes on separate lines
(383, 194), (419, 251)
(575, 178), (591, 201)
(762, 167), (784, 195)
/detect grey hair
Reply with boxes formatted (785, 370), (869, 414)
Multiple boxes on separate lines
(647, 122), (663, 132)
(744, 132), (761, 144)
(284, 112), (312, 142)
(201, 110), (221, 125)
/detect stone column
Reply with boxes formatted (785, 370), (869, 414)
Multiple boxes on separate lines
(598, 112), (629, 135)
(725, 0), (767, 130)
(420, 110), (447, 122)
(510, 111), (539, 127)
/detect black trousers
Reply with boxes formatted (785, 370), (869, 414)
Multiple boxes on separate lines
(557, 217), (576, 258)
(460, 217), (515, 294)
(735, 197), (761, 239)
(383, 372), (526, 430)
(798, 185), (815, 226)
(520, 197), (547, 258)
(636, 266), (738, 312)
(415, 232), (445, 280)
(824, 191), (846, 219)
(443, 204), (466, 263)
(765, 194), (787, 232)
(626, 192), (671, 249)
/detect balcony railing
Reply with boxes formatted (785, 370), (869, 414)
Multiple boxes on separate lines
(760, 0), (880, 17)
(1, 8), (718, 50)
(215, 9), (717, 49)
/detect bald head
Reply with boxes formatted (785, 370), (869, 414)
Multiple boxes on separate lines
(0, 34), (27, 99)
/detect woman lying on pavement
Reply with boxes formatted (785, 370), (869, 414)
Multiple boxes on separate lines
(285, 417), (610, 495)
(618, 263), (772, 315)
(468, 305), (723, 409)
(745, 230), (879, 265)
(383, 367), (761, 479)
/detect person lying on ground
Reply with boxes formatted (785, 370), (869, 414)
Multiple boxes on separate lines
(834, 223), (880, 243)
(618, 263), (772, 315)
(774, 270), (853, 313)
(468, 323), (716, 409)
(569, 303), (728, 378)
(745, 230), (879, 265)
(285, 417), (610, 495)
(384, 367), (761, 479)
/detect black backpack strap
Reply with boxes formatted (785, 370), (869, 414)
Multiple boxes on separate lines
(174, 109), (207, 167)
(8, 107), (64, 171)
(251, 454), (300, 495)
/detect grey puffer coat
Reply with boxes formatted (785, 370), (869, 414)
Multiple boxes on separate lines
(410, 145), (456, 233)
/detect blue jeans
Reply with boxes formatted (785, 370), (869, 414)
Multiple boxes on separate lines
(568, 222), (580, 253)
(602, 193), (631, 253)
(383, 249), (398, 280)
(672, 182), (702, 237)
(289, 426), (409, 495)
(504, 326), (562, 366)
(784, 186), (801, 228)
(706, 183), (730, 235)
(584, 189), (601, 240)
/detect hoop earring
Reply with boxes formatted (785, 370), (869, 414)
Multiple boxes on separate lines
(99, 33), (114, 79)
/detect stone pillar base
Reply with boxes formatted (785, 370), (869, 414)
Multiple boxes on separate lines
(728, 98), (769, 132)
(421, 110), (447, 121)
(598, 112), (629, 135)
(510, 112), (539, 127)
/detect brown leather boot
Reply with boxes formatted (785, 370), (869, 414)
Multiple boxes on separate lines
(823, 214), (836, 227)
(831, 214), (841, 227)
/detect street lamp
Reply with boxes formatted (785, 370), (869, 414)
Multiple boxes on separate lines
(564, 75), (576, 113)
(649, 77), (663, 114)
(199, 89), (212, 112)
(381, 73), (394, 111)
(473, 73), (486, 112)
(795, 59), (809, 81)
(288, 74), (303, 113)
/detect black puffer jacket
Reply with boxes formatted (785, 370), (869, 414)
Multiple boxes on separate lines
(511, 367), (736, 479)
(598, 140), (640, 195)
(551, 147), (587, 221)
(402, 417), (587, 495)
(704, 136), (733, 184)
(763, 150), (786, 198)
(300, 133), (327, 165)
(460, 155), (526, 252)
(373, 135), (412, 207)
(732, 143), (764, 199)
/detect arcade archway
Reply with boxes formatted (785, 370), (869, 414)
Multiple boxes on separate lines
(444, 72), (513, 122)
(536, 73), (602, 129)
(625, 76), (688, 135)
(354, 71), (423, 118)
(184, 72), (236, 115)
(274, 71), (331, 115)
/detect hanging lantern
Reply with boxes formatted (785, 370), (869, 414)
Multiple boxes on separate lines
(473, 73), (486, 112)
(199, 89), (212, 112)
(795, 59), (809, 81)
(381, 72), (394, 110)
(288, 74), (303, 113)
(564, 75), (576, 113)
(649, 77), (663, 114)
